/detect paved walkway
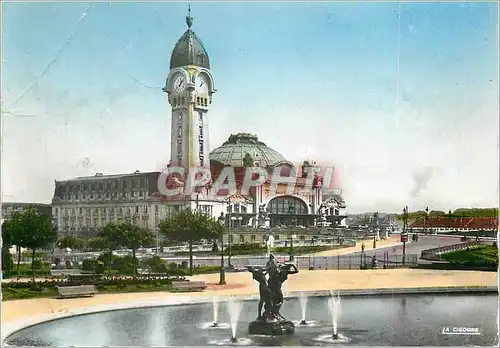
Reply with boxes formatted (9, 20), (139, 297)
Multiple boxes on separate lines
(310, 235), (403, 256)
(2, 268), (496, 323)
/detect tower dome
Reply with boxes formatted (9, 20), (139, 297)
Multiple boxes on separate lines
(210, 133), (292, 168)
(170, 6), (210, 69)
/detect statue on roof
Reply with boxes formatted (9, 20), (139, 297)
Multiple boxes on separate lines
(243, 153), (254, 167)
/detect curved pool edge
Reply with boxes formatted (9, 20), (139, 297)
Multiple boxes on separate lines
(2, 285), (497, 345)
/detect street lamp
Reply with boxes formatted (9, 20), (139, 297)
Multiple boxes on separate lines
(228, 214), (242, 268)
(424, 206), (429, 235)
(402, 206), (409, 265)
(217, 213), (226, 285)
(288, 204), (296, 261)
(373, 212), (379, 249)
(310, 236), (316, 270)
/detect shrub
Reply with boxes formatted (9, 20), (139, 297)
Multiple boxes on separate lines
(112, 256), (135, 275)
(81, 259), (105, 274)
(144, 256), (168, 274)
(31, 260), (43, 270)
(2, 248), (14, 275)
(2, 275), (187, 290)
(98, 251), (120, 269)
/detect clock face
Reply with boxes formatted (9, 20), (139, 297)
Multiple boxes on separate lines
(195, 75), (208, 94)
(173, 75), (186, 93)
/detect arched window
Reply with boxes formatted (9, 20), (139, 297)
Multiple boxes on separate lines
(267, 195), (308, 215)
(251, 234), (256, 242)
(239, 235), (245, 243)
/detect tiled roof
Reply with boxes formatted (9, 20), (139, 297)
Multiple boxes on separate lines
(410, 216), (498, 230)
(227, 193), (253, 203)
(66, 171), (160, 182)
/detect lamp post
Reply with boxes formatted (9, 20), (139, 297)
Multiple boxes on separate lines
(218, 213), (226, 285)
(424, 206), (429, 235)
(228, 215), (242, 268)
(288, 204), (296, 261)
(402, 206), (409, 265)
(373, 212), (379, 249)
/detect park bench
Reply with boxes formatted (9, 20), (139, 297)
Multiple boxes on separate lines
(56, 285), (98, 299)
(172, 280), (207, 292)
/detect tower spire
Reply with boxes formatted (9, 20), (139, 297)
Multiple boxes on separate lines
(186, 4), (193, 29)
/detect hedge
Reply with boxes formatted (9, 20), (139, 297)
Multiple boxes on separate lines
(2, 275), (187, 290)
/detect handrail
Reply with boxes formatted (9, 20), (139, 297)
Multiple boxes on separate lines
(420, 240), (489, 261)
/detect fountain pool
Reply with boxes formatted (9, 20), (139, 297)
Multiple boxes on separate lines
(5, 294), (497, 346)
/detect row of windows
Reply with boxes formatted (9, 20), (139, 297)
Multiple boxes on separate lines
(171, 96), (209, 108)
(267, 196), (308, 215)
(172, 96), (186, 107)
(197, 97), (208, 107)
(59, 216), (154, 230)
(227, 203), (248, 214)
(54, 205), (160, 217)
(62, 178), (148, 194)
(62, 190), (148, 202)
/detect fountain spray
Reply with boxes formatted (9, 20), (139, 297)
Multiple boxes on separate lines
(211, 296), (219, 327)
(227, 295), (242, 343)
(299, 291), (309, 325)
(328, 291), (341, 339)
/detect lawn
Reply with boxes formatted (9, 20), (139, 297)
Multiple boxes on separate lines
(441, 245), (498, 266)
(1, 283), (175, 301)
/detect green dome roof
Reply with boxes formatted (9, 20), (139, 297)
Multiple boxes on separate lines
(169, 9), (210, 69)
(210, 133), (290, 168)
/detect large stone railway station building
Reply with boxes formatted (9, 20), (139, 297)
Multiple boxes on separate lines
(50, 9), (347, 243)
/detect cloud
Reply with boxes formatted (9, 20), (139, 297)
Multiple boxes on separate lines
(409, 166), (436, 198)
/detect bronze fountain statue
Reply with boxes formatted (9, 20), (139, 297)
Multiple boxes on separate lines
(246, 253), (299, 335)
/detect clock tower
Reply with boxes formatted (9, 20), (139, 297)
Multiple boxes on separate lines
(164, 6), (215, 170)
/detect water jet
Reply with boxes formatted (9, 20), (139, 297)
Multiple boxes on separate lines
(212, 296), (220, 327)
(328, 290), (341, 339)
(299, 291), (309, 325)
(227, 295), (242, 344)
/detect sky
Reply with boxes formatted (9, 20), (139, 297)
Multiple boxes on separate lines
(1, 1), (498, 213)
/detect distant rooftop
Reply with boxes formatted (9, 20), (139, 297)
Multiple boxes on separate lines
(1, 202), (51, 207)
(58, 171), (160, 182)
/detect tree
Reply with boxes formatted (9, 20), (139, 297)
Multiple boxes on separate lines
(87, 236), (106, 251)
(159, 208), (222, 276)
(96, 223), (124, 275)
(57, 235), (85, 251)
(4, 208), (57, 280)
(1, 218), (15, 276)
(119, 224), (155, 277)
(2, 212), (26, 276)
